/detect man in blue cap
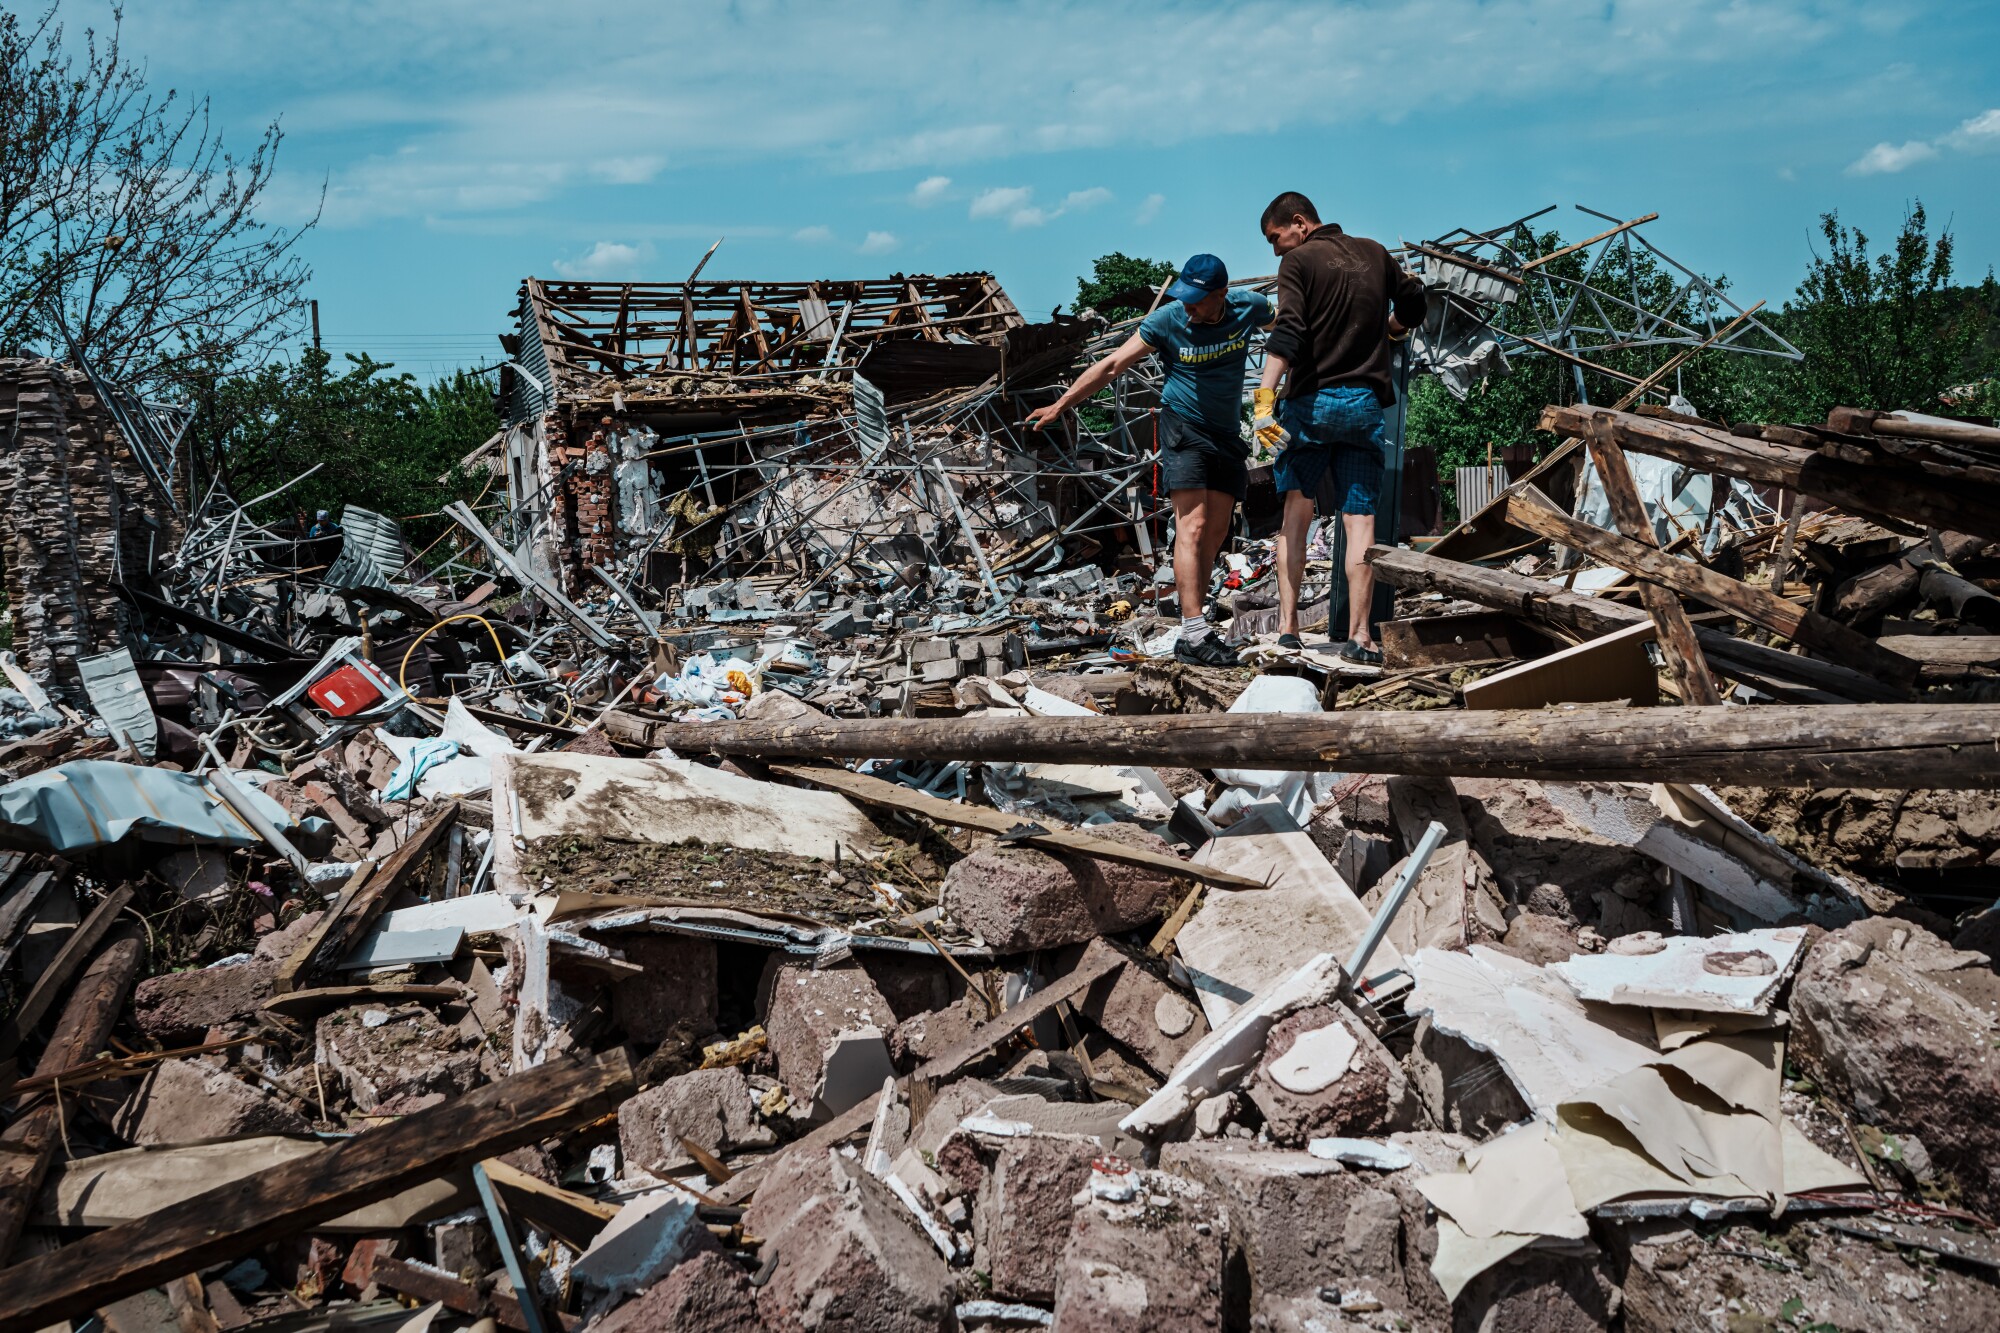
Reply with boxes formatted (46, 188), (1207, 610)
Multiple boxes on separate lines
(1028, 253), (1273, 666)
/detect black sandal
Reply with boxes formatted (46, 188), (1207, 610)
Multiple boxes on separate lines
(1276, 633), (1303, 651)
(1338, 640), (1383, 665)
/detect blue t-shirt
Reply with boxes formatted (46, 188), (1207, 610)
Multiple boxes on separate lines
(1138, 289), (1274, 435)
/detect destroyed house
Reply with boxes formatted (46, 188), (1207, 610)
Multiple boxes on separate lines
(491, 273), (1103, 598)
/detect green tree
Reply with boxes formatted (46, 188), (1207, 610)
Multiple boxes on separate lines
(1074, 252), (1176, 323)
(184, 348), (497, 542)
(1776, 203), (1992, 418)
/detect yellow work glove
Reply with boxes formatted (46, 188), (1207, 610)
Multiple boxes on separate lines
(1251, 388), (1288, 452)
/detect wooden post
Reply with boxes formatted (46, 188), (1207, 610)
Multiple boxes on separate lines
(0, 934), (143, 1263)
(618, 704), (2000, 790)
(1580, 430), (1722, 704)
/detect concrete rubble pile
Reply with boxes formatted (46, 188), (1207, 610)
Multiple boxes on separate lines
(4, 264), (2000, 1332)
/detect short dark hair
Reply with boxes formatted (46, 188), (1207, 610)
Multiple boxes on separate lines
(1260, 192), (1320, 234)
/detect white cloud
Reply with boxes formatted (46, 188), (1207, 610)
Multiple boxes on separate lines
(120, 0), (1862, 226)
(969, 185), (1033, 220)
(1135, 192), (1165, 225)
(1844, 106), (2000, 177)
(1846, 139), (1938, 175)
(909, 174), (952, 206)
(551, 240), (650, 278)
(1062, 187), (1112, 211)
(859, 230), (898, 254)
(794, 224), (833, 243)
(1007, 206), (1050, 228)
(1946, 108), (2000, 150)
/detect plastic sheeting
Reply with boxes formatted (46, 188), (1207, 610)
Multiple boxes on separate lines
(1575, 450), (1770, 556)
(0, 759), (296, 853)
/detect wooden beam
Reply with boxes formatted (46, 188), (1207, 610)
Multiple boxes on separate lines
(276, 802), (460, 992)
(1520, 213), (1660, 271)
(0, 883), (135, 1058)
(0, 1050), (635, 1329)
(1499, 491), (1920, 687)
(712, 947), (1126, 1207)
(1582, 432), (1723, 704)
(0, 934), (143, 1263)
(625, 704), (2000, 790)
(767, 763), (1263, 891)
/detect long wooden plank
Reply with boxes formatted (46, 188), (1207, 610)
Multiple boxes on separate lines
(1364, 545), (1909, 703)
(768, 763), (1262, 891)
(0, 934), (143, 1264)
(1499, 491), (1920, 687)
(0, 1049), (635, 1329)
(1582, 433), (1722, 704)
(638, 704), (2000, 790)
(277, 802), (460, 993)
(712, 947), (1126, 1207)
(0, 883), (135, 1059)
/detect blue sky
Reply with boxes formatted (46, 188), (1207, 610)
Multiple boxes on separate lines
(108, 0), (2000, 382)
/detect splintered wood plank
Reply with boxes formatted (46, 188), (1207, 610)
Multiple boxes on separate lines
(277, 801), (461, 992)
(0, 934), (143, 1262)
(0, 1051), (634, 1330)
(767, 763), (1261, 891)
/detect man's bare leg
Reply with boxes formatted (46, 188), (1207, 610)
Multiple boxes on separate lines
(1275, 489), (1316, 636)
(1342, 511), (1378, 649)
(1172, 488), (1239, 621)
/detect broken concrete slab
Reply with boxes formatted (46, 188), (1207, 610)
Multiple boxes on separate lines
(1071, 939), (1207, 1080)
(763, 960), (897, 1118)
(1540, 780), (1866, 925)
(971, 1133), (1101, 1302)
(316, 1004), (481, 1114)
(1371, 776), (1508, 954)
(1050, 1165), (1229, 1333)
(595, 1250), (765, 1333)
(940, 821), (1183, 953)
(1791, 916), (2000, 1218)
(495, 749), (885, 882)
(1247, 1003), (1412, 1146)
(571, 1188), (711, 1300)
(111, 1058), (310, 1144)
(132, 958), (278, 1044)
(744, 1147), (956, 1333)
(618, 1066), (776, 1175)
(1181, 803), (1396, 1028)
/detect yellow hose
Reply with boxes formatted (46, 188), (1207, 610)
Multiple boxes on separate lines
(398, 613), (514, 691)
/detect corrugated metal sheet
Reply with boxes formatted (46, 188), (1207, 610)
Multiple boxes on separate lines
(1455, 466), (1511, 517)
(852, 373), (888, 463)
(324, 506), (404, 589)
(0, 759), (296, 854)
(511, 306), (553, 422)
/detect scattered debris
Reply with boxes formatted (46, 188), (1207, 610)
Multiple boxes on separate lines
(3, 230), (2000, 1331)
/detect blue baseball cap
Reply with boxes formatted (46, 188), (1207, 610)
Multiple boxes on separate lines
(1166, 253), (1228, 303)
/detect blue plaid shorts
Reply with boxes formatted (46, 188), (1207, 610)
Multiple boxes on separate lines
(1272, 386), (1385, 515)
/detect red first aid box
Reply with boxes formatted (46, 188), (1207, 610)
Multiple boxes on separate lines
(308, 664), (386, 716)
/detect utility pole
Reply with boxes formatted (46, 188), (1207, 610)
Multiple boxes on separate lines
(310, 299), (321, 350)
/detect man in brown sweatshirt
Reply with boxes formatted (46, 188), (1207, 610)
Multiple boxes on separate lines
(1251, 192), (1426, 662)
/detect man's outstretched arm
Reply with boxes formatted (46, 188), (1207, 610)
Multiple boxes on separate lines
(1026, 332), (1155, 430)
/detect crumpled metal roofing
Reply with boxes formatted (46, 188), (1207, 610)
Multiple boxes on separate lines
(0, 759), (296, 854)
